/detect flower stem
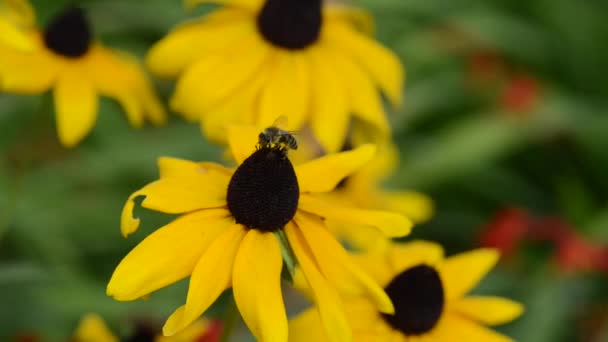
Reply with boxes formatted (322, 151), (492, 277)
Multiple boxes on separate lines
(219, 295), (239, 342)
(275, 230), (298, 283)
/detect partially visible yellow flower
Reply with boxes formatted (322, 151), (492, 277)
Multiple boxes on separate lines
(147, 0), (403, 152)
(107, 125), (412, 341)
(325, 138), (433, 252)
(290, 241), (524, 342)
(73, 314), (118, 342)
(0, 3), (166, 147)
(0, 0), (35, 50)
(72, 313), (214, 342)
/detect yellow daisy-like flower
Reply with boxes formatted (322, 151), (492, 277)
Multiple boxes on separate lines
(107, 126), (412, 341)
(72, 313), (214, 342)
(0, 3), (166, 147)
(146, 0), (403, 152)
(290, 241), (524, 342)
(327, 139), (433, 252)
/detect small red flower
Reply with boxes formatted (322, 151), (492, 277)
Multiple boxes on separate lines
(480, 208), (608, 274)
(479, 208), (530, 256)
(197, 320), (223, 342)
(501, 74), (540, 112)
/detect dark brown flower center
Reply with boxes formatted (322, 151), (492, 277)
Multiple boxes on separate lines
(227, 147), (299, 232)
(119, 322), (156, 342)
(257, 0), (322, 50)
(381, 264), (445, 335)
(43, 7), (92, 57)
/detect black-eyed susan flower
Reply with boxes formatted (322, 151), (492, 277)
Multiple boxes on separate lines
(290, 241), (524, 342)
(0, 2), (166, 147)
(324, 138), (433, 252)
(107, 125), (412, 341)
(146, 0), (403, 153)
(72, 313), (218, 342)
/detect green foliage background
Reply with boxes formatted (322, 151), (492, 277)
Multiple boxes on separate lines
(1, 0), (608, 340)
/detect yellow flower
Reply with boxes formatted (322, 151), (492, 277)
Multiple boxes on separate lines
(72, 313), (213, 342)
(146, 0), (403, 152)
(0, 3), (166, 147)
(326, 139), (433, 252)
(73, 314), (118, 342)
(107, 125), (413, 342)
(290, 241), (524, 342)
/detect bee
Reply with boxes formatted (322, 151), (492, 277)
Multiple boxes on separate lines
(258, 117), (298, 152)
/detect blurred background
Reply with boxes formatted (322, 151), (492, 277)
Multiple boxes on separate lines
(1, 0), (608, 340)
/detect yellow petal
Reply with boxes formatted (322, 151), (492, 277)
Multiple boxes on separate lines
(285, 223), (352, 342)
(0, 44), (58, 93)
(307, 47), (350, 153)
(438, 249), (500, 300)
(258, 51), (309, 131)
(233, 230), (286, 342)
(54, 68), (98, 147)
(383, 191), (434, 224)
(432, 313), (514, 342)
(349, 250), (393, 287)
(146, 11), (252, 78)
(138, 82), (167, 126)
(163, 224), (246, 336)
(288, 308), (329, 342)
(86, 46), (144, 126)
(158, 157), (233, 179)
(294, 213), (393, 314)
(289, 302), (394, 342)
(452, 296), (524, 326)
(299, 194), (412, 238)
(345, 298), (392, 336)
(348, 136), (398, 183)
(328, 219), (392, 254)
(324, 46), (390, 137)
(185, 0), (264, 11)
(325, 21), (404, 107)
(226, 125), (261, 165)
(120, 161), (229, 237)
(295, 144), (375, 193)
(156, 320), (211, 342)
(388, 240), (444, 275)
(0, 0), (36, 27)
(324, 5), (374, 35)
(200, 73), (264, 143)
(72, 313), (119, 342)
(0, 19), (34, 50)
(86, 45), (166, 127)
(107, 209), (231, 301)
(170, 34), (270, 119)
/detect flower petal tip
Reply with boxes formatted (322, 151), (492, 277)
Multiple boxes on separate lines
(478, 248), (501, 265)
(385, 214), (413, 238)
(378, 296), (395, 315)
(355, 143), (377, 160)
(120, 195), (142, 238)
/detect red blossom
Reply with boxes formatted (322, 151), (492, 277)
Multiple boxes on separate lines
(197, 320), (223, 342)
(501, 74), (540, 112)
(479, 208), (530, 256)
(480, 208), (608, 273)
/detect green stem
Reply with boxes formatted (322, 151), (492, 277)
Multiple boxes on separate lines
(0, 176), (21, 241)
(219, 295), (239, 342)
(275, 230), (298, 282)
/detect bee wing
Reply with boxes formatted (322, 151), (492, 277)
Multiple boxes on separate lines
(271, 115), (290, 130)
